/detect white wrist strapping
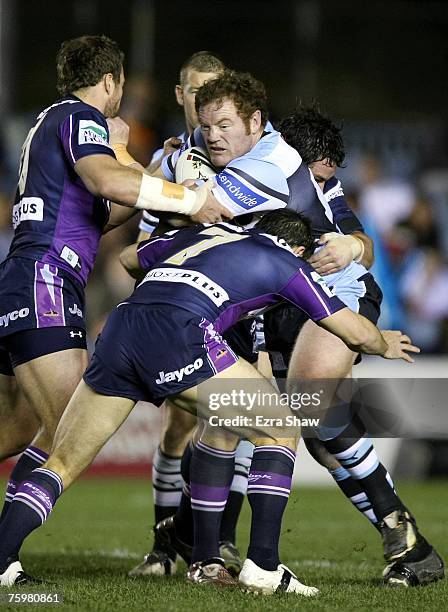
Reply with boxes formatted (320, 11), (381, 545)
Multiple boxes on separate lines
(135, 174), (203, 215)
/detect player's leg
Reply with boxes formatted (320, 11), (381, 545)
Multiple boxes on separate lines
(289, 320), (388, 522)
(0, 340), (88, 526)
(0, 373), (38, 462)
(129, 399), (196, 577)
(217, 320), (258, 558)
(289, 319), (444, 585)
(153, 401), (195, 524)
(0, 380), (135, 586)
(157, 358), (317, 594)
(0, 373), (39, 523)
(131, 320), (257, 578)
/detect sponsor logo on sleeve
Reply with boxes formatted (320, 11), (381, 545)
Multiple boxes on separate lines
(310, 271), (335, 297)
(78, 120), (109, 145)
(216, 172), (268, 210)
(325, 186), (344, 203)
(12, 198), (44, 229)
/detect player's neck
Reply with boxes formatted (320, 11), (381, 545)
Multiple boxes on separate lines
(71, 86), (107, 116)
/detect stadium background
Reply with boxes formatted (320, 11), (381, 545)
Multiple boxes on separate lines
(0, 3), (446, 606)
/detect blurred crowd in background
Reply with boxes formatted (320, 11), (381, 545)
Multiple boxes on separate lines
(0, 70), (447, 354)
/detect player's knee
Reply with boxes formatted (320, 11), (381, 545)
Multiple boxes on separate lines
(251, 435), (298, 451)
(161, 421), (195, 456)
(161, 406), (196, 455)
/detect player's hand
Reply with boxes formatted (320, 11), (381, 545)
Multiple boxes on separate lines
(163, 136), (183, 156)
(309, 233), (364, 275)
(107, 116), (130, 146)
(381, 330), (420, 363)
(190, 180), (234, 224)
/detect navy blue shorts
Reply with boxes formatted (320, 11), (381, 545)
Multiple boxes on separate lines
(0, 257), (86, 337)
(223, 318), (258, 364)
(83, 304), (239, 404)
(0, 326), (87, 375)
(0, 257), (87, 375)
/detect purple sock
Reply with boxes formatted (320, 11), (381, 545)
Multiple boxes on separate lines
(0, 468), (62, 570)
(247, 445), (295, 571)
(0, 446), (49, 523)
(190, 440), (235, 563)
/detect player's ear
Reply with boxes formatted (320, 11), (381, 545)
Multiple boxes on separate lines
(103, 73), (115, 95)
(175, 84), (184, 106)
(249, 109), (262, 134)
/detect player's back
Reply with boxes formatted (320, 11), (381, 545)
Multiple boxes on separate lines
(6, 96), (113, 286)
(128, 223), (305, 329)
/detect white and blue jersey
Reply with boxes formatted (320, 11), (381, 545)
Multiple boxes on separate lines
(161, 127), (363, 241)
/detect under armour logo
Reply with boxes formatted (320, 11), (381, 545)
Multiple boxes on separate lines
(70, 331), (83, 338)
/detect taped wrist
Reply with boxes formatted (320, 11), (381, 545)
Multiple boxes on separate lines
(135, 173), (203, 215)
(112, 143), (137, 166)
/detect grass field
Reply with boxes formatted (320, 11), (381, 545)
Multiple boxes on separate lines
(1, 478), (446, 611)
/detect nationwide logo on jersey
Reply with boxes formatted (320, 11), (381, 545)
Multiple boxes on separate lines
(217, 172), (268, 210)
(78, 120), (108, 146)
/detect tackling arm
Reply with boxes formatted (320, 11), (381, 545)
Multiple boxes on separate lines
(318, 309), (419, 362)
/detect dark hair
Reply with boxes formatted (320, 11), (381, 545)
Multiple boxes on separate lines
(195, 69), (268, 128)
(278, 105), (345, 166)
(255, 209), (314, 258)
(179, 51), (225, 85)
(56, 35), (124, 96)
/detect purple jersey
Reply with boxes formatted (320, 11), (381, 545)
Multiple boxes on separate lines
(6, 96), (116, 286)
(128, 223), (345, 333)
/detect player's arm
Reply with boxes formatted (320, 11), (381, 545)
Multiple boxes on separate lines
(103, 203), (139, 234)
(212, 159), (290, 216)
(279, 264), (419, 361)
(352, 231), (374, 268)
(310, 177), (374, 273)
(309, 231), (373, 275)
(61, 111), (223, 221)
(75, 154), (230, 224)
(146, 136), (183, 174)
(119, 231), (180, 279)
(318, 309), (418, 361)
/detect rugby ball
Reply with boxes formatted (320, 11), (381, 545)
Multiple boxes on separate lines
(174, 146), (217, 184)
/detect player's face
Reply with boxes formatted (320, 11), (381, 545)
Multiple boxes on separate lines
(198, 98), (261, 168)
(104, 67), (125, 119)
(308, 158), (336, 190)
(175, 70), (220, 134)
